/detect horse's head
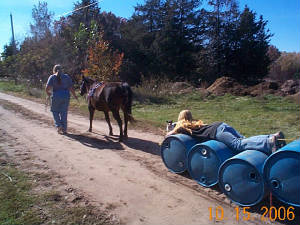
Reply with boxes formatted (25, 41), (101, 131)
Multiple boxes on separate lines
(80, 76), (93, 96)
(80, 79), (87, 96)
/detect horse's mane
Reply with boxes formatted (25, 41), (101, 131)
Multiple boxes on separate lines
(84, 76), (95, 84)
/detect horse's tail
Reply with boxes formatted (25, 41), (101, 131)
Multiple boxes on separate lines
(122, 83), (135, 123)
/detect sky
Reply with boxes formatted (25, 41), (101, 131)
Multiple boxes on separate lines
(0, 0), (299, 53)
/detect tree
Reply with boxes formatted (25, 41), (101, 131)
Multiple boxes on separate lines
(52, 0), (101, 78)
(203, 0), (240, 82)
(1, 43), (15, 60)
(121, 0), (205, 82)
(230, 6), (272, 83)
(69, 0), (100, 28)
(1, 42), (20, 83)
(82, 32), (124, 81)
(17, 37), (53, 87)
(267, 45), (281, 63)
(98, 12), (123, 48)
(269, 52), (300, 81)
(153, 0), (204, 81)
(73, 20), (99, 69)
(30, 1), (54, 40)
(0, 59), (3, 77)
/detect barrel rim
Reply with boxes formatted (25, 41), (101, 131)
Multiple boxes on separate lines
(262, 150), (300, 207)
(160, 134), (196, 174)
(263, 149), (299, 181)
(218, 157), (266, 206)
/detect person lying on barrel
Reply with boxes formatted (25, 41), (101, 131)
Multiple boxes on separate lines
(166, 110), (286, 155)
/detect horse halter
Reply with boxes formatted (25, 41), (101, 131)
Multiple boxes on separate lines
(80, 80), (89, 96)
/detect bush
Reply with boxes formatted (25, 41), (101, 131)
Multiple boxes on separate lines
(132, 75), (176, 104)
(269, 52), (300, 81)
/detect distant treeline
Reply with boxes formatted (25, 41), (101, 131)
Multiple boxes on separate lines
(0, 0), (299, 87)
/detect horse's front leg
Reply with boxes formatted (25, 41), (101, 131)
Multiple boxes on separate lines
(88, 105), (95, 132)
(104, 111), (113, 136)
(112, 110), (123, 141)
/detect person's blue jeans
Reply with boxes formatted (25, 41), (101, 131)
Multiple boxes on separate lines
(51, 96), (70, 132)
(215, 123), (272, 155)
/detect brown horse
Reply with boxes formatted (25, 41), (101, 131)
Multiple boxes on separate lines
(80, 76), (134, 141)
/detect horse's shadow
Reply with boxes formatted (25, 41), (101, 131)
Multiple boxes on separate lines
(65, 132), (124, 151)
(122, 136), (161, 156)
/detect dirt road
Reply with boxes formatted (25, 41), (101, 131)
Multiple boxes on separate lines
(0, 92), (277, 225)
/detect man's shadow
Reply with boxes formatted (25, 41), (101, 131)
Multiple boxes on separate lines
(65, 132), (124, 151)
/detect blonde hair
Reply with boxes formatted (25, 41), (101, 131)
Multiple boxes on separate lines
(178, 110), (193, 122)
(173, 110), (205, 135)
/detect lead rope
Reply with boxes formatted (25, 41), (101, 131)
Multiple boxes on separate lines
(45, 96), (50, 112)
(277, 138), (299, 141)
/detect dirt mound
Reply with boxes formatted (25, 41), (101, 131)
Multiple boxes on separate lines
(206, 76), (299, 98)
(206, 77), (248, 96)
(247, 80), (281, 97)
(280, 79), (299, 95)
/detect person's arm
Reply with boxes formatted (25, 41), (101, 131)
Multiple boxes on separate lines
(166, 129), (176, 137)
(45, 85), (52, 97)
(45, 75), (53, 97)
(66, 75), (78, 101)
(165, 122), (192, 137)
(69, 87), (78, 100)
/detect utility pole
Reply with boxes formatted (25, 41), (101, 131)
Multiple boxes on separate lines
(216, 0), (220, 76)
(10, 12), (18, 84)
(10, 13), (16, 54)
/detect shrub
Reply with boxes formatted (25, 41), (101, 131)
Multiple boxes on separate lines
(269, 52), (300, 81)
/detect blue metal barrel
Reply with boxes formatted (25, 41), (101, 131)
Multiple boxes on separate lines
(218, 150), (268, 206)
(160, 134), (199, 173)
(187, 140), (235, 187)
(263, 139), (300, 207)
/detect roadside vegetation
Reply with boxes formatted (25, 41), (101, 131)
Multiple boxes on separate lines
(0, 80), (299, 142)
(2, 0), (294, 89)
(0, 151), (118, 225)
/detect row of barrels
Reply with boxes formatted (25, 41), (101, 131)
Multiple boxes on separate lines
(160, 134), (300, 207)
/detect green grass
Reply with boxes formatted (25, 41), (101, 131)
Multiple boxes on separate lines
(0, 165), (42, 225)
(0, 80), (27, 93)
(0, 80), (299, 141)
(132, 92), (300, 141)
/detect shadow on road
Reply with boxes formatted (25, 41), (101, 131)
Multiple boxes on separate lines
(65, 132), (124, 151)
(122, 136), (161, 156)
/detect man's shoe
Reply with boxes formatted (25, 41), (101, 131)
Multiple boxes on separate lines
(57, 127), (63, 134)
(275, 131), (286, 150)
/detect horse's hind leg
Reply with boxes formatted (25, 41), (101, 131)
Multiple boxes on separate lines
(112, 110), (123, 141)
(88, 105), (95, 132)
(104, 111), (113, 136)
(123, 110), (128, 139)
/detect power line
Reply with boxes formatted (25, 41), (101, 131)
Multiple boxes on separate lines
(56, 1), (100, 18)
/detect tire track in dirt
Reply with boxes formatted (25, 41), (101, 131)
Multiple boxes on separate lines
(0, 92), (279, 225)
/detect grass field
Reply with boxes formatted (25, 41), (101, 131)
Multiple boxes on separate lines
(133, 92), (299, 141)
(0, 80), (299, 141)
